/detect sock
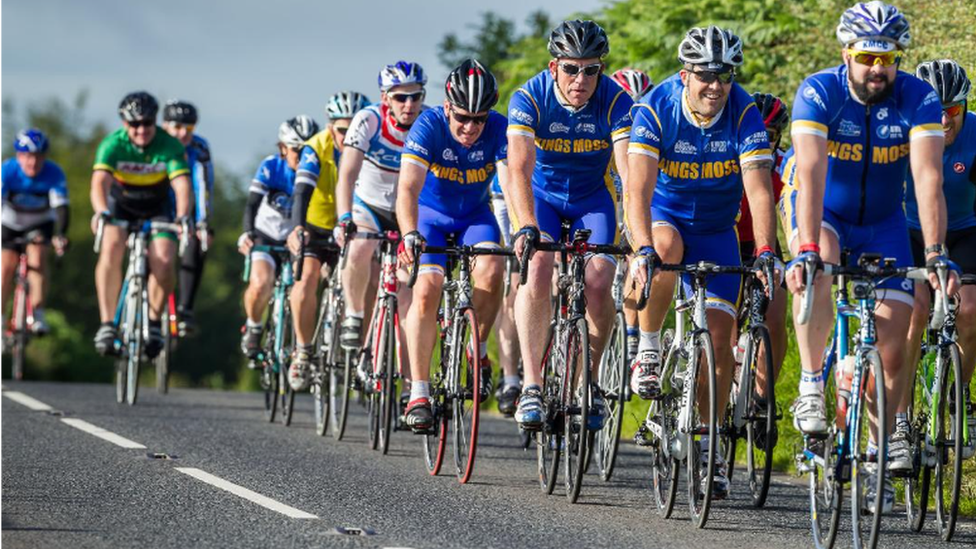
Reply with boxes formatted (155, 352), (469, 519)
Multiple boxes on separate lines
(503, 375), (521, 390)
(410, 381), (430, 401)
(894, 412), (909, 429)
(345, 308), (364, 320)
(799, 369), (824, 397)
(246, 318), (263, 329)
(639, 330), (661, 353)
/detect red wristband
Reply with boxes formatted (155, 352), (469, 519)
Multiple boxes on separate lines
(799, 242), (821, 254)
(753, 245), (774, 258)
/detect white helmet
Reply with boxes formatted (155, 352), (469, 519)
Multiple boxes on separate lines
(836, 1), (910, 49)
(677, 26), (743, 71)
(326, 91), (370, 120)
(278, 115), (319, 148)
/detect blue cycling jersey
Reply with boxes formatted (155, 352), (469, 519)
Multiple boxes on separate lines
(2, 158), (69, 230)
(790, 64), (943, 225)
(249, 154), (296, 240)
(628, 73), (772, 234)
(507, 70), (633, 202)
(402, 108), (508, 218)
(166, 134), (213, 222)
(905, 111), (976, 231)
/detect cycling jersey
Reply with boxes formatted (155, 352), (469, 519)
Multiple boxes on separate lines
(249, 154), (296, 241)
(94, 127), (189, 189)
(402, 108), (508, 218)
(166, 134), (214, 222)
(738, 150), (785, 243)
(1, 159), (68, 231)
(507, 70), (633, 203)
(905, 111), (976, 231)
(296, 129), (340, 230)
(344, 103), (423, 212)
(790, 64), (943, 225)
(629, 73), (773, 234)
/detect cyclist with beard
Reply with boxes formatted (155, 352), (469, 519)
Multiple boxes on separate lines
(781, 1), (956, 513)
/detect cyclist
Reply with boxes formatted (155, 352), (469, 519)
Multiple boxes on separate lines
(627, 26), (779, 500)
(238, 116), (319, 361)
(162, 100), (214, 334)
(285, 93), (369, 390)
(903, 59), (976, 459)
(396, 59), (508, 431)
(91, 92), (192, 358)
(781, 1), (954, 512)
(490, 173), (523, 415)
(333, 62), (427, 358)
(507, 20), (634, 431)
(2, 129), (69, 335)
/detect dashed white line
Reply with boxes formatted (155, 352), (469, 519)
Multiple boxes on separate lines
(60, 418), (147, 449)
(3, 391), (53, 411)
(175, 467), (318, 519)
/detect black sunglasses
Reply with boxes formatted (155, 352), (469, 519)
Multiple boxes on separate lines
(559, 62), (602, 77)
(333, 126), (350, 135)
(128, 119), (155, 128)
(389, 91), (425, 103)
(450, 108), (489, 126)
(691, 70), (735, 85)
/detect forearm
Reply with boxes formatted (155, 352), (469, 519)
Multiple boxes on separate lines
(625, 153), (657, 250)
(504, 138), (538, 229)
(336, 150), (364, 217)
(290, 183), (314, 229)
(243, 191), (263, 234)
(54, 206), (69, 236)
(793, 136), (827, 246)
(911, 138), (947, 250)
(395, 163), (425, 235)
(172, 175), (193, 219)
(90, 171), (112, 213)
(743, 163), (777, 251)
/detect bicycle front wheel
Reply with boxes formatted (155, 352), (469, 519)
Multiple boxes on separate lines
(125, 286), (146, 406)
(11, 281), (28, 380)
(262, 312), (279, 423)
(934, 343), (963, 541)
(596, 310), (626, 482)
(313, 351), (331, 437)
(376, 297), (398, 454)
(451, 308), (481, 484)
(687, 330), (717, 529)
(564, 317), (590, 503)
(851, 349), (886, 549)
(904, 345), (931, 533)
(328, 295), (352, 440)
(155, 308), (172, 394)
(537, 328), (561, 495)
(279, 307), (296, 427)
(745, 325), (775, 507)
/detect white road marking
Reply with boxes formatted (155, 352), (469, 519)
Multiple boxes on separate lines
(3, 391), (53, 411)
(60, 418), (147, 449)
(175, 467), (318, 519)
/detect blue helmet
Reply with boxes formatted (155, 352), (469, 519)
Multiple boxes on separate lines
(378, 61), (427, 92)
(836, 1), (910, 49)
(14, 128), (49, 153)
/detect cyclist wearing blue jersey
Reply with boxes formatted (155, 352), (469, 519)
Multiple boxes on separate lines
(396, 59), (508, 430)
(904, 59), (976, 459)
(162, 100), (213, 334)
(508, 20), (634, 430)
(627, 26), (779, 499)
(2, 129), (69, 335)
(782, 2), (956, 512)
(238, 116), (319, 360)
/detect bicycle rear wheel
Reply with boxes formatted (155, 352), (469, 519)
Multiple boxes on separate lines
(934, 343), (963, 541)
(11, 281), (28, 380)
(650, 328), (679, 518)
(377, 297), (398, 455)
(261, 313), (279, 423)
(125, 286), (146, 406)
(564, 317), (590, 502)
(313, 352), (331, 437)
(537, 328), (561, 495)
(279, 309), (296, 427)
(596, 310), (626, 482)
(745, 325), (775, 507)
(851, 349), (886, 549)
(687, 330), (717, 529)
(451, 308), (481, 483)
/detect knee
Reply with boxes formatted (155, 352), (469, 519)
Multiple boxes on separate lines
(413, 278), (442, 315)
(476, 258), (505, 290)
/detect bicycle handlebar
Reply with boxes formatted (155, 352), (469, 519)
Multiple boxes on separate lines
(796, 255), (820, 326)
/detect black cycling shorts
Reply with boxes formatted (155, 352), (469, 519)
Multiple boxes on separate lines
(2, 222), (54, 252)
(909, 227), (976, 275)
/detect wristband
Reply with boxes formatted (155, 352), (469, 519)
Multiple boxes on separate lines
(338, 212), (352, 223)
(753, 245), (774, 257)
(799, 242), (820, 254)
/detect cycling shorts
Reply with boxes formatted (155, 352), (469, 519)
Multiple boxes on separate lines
(303, 224), (339, 269)
(522, 187), (617, 264)
(108, 186), (176, 241)
(250, 231), (286, 271)
(2, 222), (54, 252)
(353, 194), (398, 233)
(910, 226), (976, 275)
(418, 203), (501, 276)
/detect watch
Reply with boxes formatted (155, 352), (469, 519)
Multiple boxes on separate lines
(924, 243), (948, 256)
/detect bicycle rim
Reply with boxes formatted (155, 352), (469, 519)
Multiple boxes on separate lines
(537, 329), (560, 494)
(262, 317), (278, 423)
(452, 308), (481, 483)
(378, 298), (397, 454)
(649, 395), (680, 518)
(279, 311), (295, 427)
(331, 352), (352, 440)
(155, 309), (171, 395)
(851, 349), (885, 549)
(596, 311), (626, 482)
(934, 343), (963, 541)
(746, 326), (775, 507)
(687, 330), (716, 528)
(313, 352), (331, 437)
(564, 317), (589, 502)
(12, 285), (28, 380)
(126, 288), (144, 406)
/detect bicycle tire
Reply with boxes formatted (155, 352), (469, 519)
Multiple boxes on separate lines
(650, 327), (679, 518)
(934, 343), (963, 541)
(596, 311), (626, 482)
(687, 329), (717, 529)
(11, 280), (28, 380)
(745, 325), (775, 507)
(377, 297), (398, 455)
(125, 285), (146, 406)
(155, 309), (171, 394)
(262, 308), (279, 423)
(279, 305), (296, 427)
(905, 347), (930, 533)
(423, 315), (449, 475)
(451, 308), (481, 483)
(313, 352), (331, 437)
(537, 328), (561, 495)
(564, 317), (590, 502)
(328, 293), (352, 440)
(851, 348), (886, 549)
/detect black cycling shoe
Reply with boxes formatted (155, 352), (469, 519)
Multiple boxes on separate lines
(497, 385), (520, 417)
(241, 325), (263, 360)
(145, 322), (165, 359)
(94, 323), (119, 357)
(404, 398), (434, 434)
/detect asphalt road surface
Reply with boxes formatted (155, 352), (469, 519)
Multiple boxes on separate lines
(3, 381), (974, 548)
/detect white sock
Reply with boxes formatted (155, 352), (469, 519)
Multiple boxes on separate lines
(345, 308), (364, 320)
(410, 381), (430, 401)
(799, 369), (824, 397)
(503, 375), (521, 389)
(246, 318), (263, 328)
(639, 330), (661, 353)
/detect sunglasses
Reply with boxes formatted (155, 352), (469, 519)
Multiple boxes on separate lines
(943, 102), (965, 118)
(691, 70), (735, 85)
(450, 108), (489, 126)
(333, 125), (350, 136)
(848, 49), (902, 67)
(559, 62), (602, 77)
(128, 119), (155, 128)
(389, 91), (425, 103)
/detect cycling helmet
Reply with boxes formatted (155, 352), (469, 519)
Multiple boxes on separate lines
(278, 115), (320, 148)
(547, 20), (610, 59)
(752, 93), (790, 133)
(378, 61), (427, 92)
(678, 26), (743, 70)
(326, 91), (371, 120)
(445, 59), (499, 113)
(612, 68), (654, 100)
(118, 91), (159, 122)
(13, 128), (49, 154)
(836, 1), (910, 50)
(163, 100), (198, 124)
(915, 59), (971, 106)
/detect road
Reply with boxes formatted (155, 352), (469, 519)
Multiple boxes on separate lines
(2, 381), (973, 549)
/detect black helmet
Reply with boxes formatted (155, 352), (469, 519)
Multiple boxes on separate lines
(915, 59), (971, 106)
(445, 59), (499, 113)
(677, 26), (743, 71)
(163, 100), (198, 124)
(547, 20), (610, 59)
(752, 93), (790, 134)
(118, 91), (159, 122)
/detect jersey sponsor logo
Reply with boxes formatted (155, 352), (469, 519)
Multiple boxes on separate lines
(442, 149), (457, 162)
(803, 85), (826, 110)
(826, 140), (863, 162)
(871, 142), (910, 164)
(837, 119), (862, 137)
(117, 161), (166, 174)
(369, 147), (400, 165)
(901, 278), (913, 292)
(510, 108), (534, 125)
(954, 161), (966, 174)
(549, 122), (571, 134)
(534, 137), (610, 153)
(301, 151), (319, 166)
(575, 122), (597, 134)
(267, 190), (292, 215)
(658, 157), (740, 179)
(674, 140), (697, 155)
(467, 149), (485, 163)
(876, 125), (904, 140)
(922, 90), (941, 106)
(876, 108), (889, 121)
(633, 125), (658, 141)
(743, 131), (767, 147)
(405, 140), (428, 156)
(262, 166), (271, 179)
(429, 161), (496, 185)
(707, 140), (730, 153)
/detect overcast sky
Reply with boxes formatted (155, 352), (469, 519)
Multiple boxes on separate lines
(3, 0), (600, 178)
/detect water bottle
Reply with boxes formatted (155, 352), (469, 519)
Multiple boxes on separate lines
(836, 355), (855, 419)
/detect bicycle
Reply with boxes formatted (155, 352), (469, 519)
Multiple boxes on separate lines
(306, 239), (342, 438)
(904, 265), (974, 541)
(407, 237), (512, 483)
(521, 221), (628, 503)
(96, 217), (184, 406)
(793, 251), (930, 549)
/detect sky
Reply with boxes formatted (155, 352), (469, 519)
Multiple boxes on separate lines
(2, 0), (601, 178)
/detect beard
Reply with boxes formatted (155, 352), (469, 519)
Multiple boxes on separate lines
(848, 69), (894, 105)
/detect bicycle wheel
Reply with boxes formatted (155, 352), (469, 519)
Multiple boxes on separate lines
(313, 351), (331, 437)
(262, 311), (279, 423)
(11, 281), (28, 381)
(279, 307), (296, 427)
(686, 330), (717, 529)
(377, 297), (398, 455)
(537, 328), (561, 495)
(564, 317), (590, 502)
(125, 286), (146, 406)
(650, 328), (679, 518)
(423, 370), (448, 475)
(851, 349), (886, 549)
(451, 308), (481, 484)
(596, 310), (626, 482)
(155, 308), (172, 394)
(905, 348), (931, 532)
(745, 325), (775, 507)
(934, 343), (963, 541)
(327, 294), (352, 440)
